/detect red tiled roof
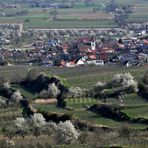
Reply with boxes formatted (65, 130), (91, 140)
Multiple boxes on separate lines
(143, 39), (148, 45)
(98, 47), (115, 53)
(88, 54), (96, 60)
(79, 45), (91, 53)
(78, 37), (90, 43)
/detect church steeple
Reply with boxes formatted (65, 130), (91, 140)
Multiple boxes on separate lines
(90, 35), (96, 50)
(91, 41), (96, 50)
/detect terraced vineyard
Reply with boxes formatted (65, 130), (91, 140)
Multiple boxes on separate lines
(33, 95), (148, 130)
(0, 65), (147, 147)
(106, 94), (147, 106)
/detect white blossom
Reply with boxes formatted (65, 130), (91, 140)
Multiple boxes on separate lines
(31, 113), (46, 128)
(53, 120), (79, 144)
(0, 97), (7, 106)
(11, 90), (23, 102)
(6, 140), (15, 146)
(69, 87), (84, 98)
(15, 117), (27, 129)
(15, 113), (46, 129)
(95, 81), (106, 87)
(3, 82), (11, 88)
(112, 73), (138, 92)
(40, 83), (60, 98)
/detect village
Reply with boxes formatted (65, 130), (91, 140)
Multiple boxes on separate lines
(0, 22), (147, 68)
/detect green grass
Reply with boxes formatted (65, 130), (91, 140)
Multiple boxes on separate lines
(0, 65), (147, 131)
(72, 2), (105, 10)
(57, 66), (147, 88)
(0, 65), (147, 88)
(122, 106), (148, 119)
(0, 0), (148, 29)
(33, 94), (148, 130)
(106, 94), (148, 106)
(73, 110), (148, 129)
(12, 84), (38, 100)
(0, 6), (116, 29)
(24, 19), (116, 29)
(33, 97), (98, 112)
(128, 14), (148, 22)
(34, 103), (148, 130)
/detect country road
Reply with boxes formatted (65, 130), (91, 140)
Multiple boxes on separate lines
(28, 28), (127, 31)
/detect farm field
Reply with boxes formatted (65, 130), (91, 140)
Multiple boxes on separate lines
(0, 0), (148, 29)
(0, 65), (147, 88)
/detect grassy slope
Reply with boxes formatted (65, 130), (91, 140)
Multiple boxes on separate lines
(0, 65), (147, 88)
(0, 65), (147, 131)
(33, 98), (148, 129)
(0, 65), (148, 147)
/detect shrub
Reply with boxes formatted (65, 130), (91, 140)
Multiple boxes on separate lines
(31, 113), (46, 128)
(15, 117), (29, 138)
(2, 82), (11, 89)
(6, 140), (15, 146)
(139, 71), (148, 99)
(15, 115), (79, 144)
(111, 73), (138, 92)
(53, 120), (79, 144)
(69, 87), (84, 98)
(118, 124), (131, 139)
(39, 83), (60, 98)
(93, 81), (107, 97)
(15, 113), (46, 137)
(11, 90), (23, 102)
(2, 125), (17, 139)
(15, 117), (27, 128)
(143, 71), (148, 84)
(0, 97), (7, 107)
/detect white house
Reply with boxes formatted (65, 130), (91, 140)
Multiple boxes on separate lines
(76, 59), (85, 66)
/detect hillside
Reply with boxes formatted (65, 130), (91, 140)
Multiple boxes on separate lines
(0, 65), (147, 147)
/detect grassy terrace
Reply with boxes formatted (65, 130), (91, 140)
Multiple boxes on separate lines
(45, 65), (147, 88)
(33, 96), (148, 129)
(122, 106), (148, 119)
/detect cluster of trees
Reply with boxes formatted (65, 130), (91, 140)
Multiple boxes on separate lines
(105, 0), (133, 27)
(69, 87), (85, 98)
(92, 73), (138, 99)
(68, 73), (138, 100)
(21, 73), (69, 108)
(64, 72), (148, 101)
(50, 8), (58, 20)
(3, 113), (79, 145)
(84, 0), (92, 6)
(39, 83), (61, 98)
(139, 71), (148, 100)
(4, 10), (28, 17)
(0, 82), (23, 107)
(0, 23), (128, 46)
(0, 24), (21, 36)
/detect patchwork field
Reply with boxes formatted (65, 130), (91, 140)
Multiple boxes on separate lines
(0, 0), (148, 29)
